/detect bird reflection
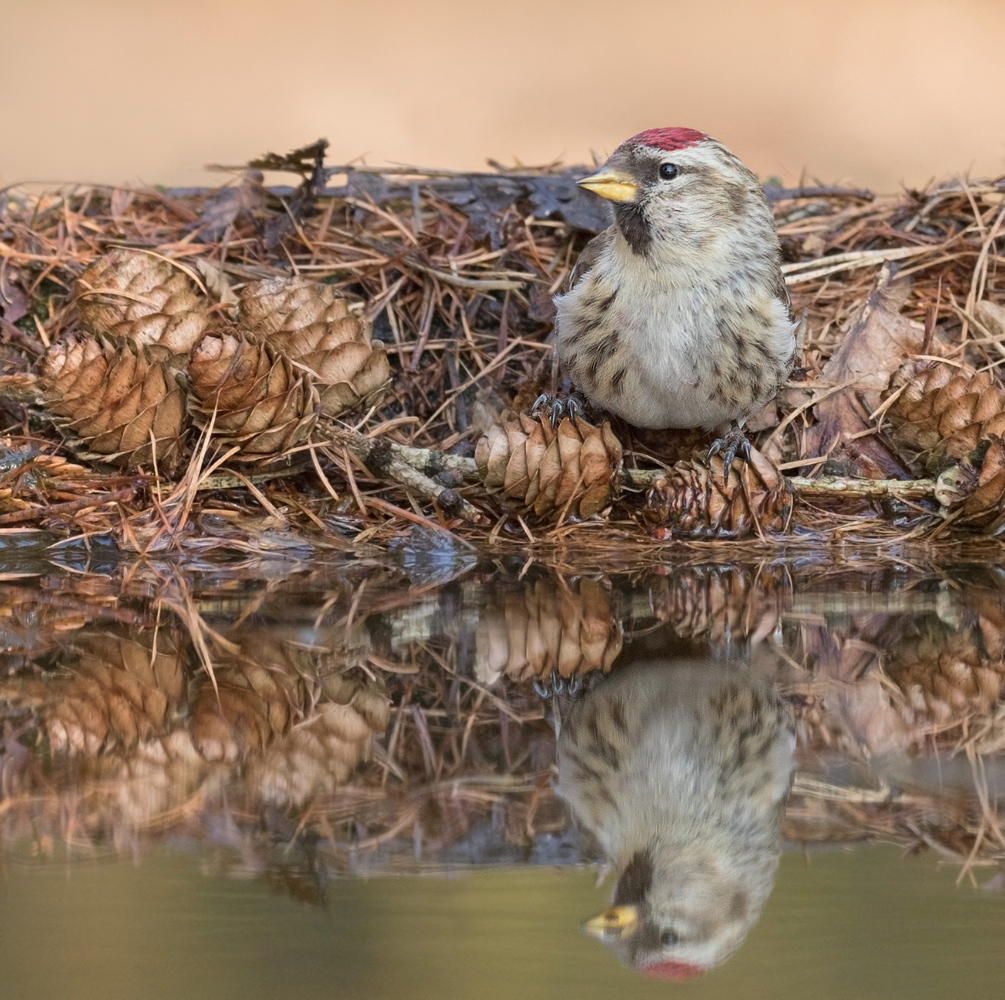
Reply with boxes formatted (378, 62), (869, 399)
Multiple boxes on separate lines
(557, 659), (795, 980)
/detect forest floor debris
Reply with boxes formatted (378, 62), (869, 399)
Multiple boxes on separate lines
(3, 140), (1005, 548)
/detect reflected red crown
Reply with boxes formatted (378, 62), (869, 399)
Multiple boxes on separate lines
(638, 960), (705, 982)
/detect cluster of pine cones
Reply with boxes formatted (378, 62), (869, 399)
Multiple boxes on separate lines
(0, 624), (391, 812)
(23, 250), (1005, 536)
(36, 250), (390, 470)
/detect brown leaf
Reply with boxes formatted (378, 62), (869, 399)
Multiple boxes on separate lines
(805, 265), (922, 477)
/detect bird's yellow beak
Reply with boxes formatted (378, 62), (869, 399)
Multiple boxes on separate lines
(576, 167), (639, 203)
(582, 905), (640, 940)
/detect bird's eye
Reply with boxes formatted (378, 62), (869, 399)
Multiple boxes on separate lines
(661, 929), (680, 947)
(659, 163), (679, 181)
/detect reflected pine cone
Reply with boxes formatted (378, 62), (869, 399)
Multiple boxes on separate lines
(642, 447), (790, 539)
(95, 731), (206, 829)
(188, 636), (389, 766)
(887, 360), (1005, 464)
(475, 410), (623, 519)
(0, 627), (187, 755)
(188, 652), (306, 762)
(249, 669), (390, 806)
(38, 336), (188, 469)
(76, 249), (208, 353)
(886, 621), (1005, 729)
(188, 329), (318, 460)
(648, 565), (788, 650)
(239, 277), (389, 417)
(475, 577), (622, 686)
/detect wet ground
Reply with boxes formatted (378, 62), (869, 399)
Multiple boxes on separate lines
(2, 528), (1005, 999)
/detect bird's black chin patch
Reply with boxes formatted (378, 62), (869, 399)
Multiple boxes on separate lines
(614, 202), (652, 258)
(614, 850), (654, 905)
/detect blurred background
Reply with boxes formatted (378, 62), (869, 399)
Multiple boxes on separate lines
(3, 0), (1004, 191)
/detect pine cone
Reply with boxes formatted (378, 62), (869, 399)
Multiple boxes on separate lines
(932, 437), (1005, 534)
(475, 410), (622, 519)
(76, 249), (208, 353)
(887, 360), (1005, 463)
(188, 329), (318, 460)
(475, 576), (622, 686)
(38, 336), (188, 469)
(239, 277), (389, 417)
(642, 447), (791, 539)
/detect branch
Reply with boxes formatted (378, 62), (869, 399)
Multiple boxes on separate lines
(785, 476), (936, 500)
(623, 465), (937, 500)
(326, 432), (940, 508)
(330, 427), (484, 523)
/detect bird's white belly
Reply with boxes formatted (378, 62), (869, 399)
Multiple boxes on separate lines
(613, 305), (732, 429)
(557, 275), (792, 432)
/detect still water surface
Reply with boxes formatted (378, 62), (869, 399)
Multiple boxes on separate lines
(1, 535), (1004, 999)
(2, 849), (1005, 1000)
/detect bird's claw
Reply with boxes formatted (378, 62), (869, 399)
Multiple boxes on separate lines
(531, 392), (585, 429)
(707, 426), (751, 481)
(533, 671), (582, 699)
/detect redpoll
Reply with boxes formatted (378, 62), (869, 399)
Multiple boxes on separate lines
(554, 128), (795, 463)
(558, 660), (796, 978)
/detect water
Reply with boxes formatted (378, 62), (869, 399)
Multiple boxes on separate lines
(2, 535), (1005, 999)
(2, 850), (1004, 1000)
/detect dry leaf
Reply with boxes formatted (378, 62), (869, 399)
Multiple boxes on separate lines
(804, 265), (922, 478)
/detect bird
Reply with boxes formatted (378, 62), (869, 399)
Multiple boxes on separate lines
(556, 659), (796, 980)
(552, 127), (796, 470)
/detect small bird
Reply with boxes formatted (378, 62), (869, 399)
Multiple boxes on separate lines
(557, 660), (796, 979)
(553, 128), (795, 466)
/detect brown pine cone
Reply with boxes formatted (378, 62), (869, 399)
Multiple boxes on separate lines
(642, 447), (791, 539)
(475, 576), (622, 686)
(187, 328), (318, 460)
(95, 732), (206, 829)
(38, 335), (188, 469)
(475, 410), (623, 519)
(76, 249), (209, 353)
(887, 360), (1005, 463)
(239, 277), (389, 417)
(932, 437), (1005, 534)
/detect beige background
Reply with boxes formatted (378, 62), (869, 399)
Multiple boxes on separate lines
(2, 0), (1004, 191)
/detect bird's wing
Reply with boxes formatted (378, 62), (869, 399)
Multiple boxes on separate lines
(566, 226), (615, 293)
(771, 266), (794, 322)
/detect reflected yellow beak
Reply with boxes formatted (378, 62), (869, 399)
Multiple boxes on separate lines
(582, 905), (640, 940)
(576, 167), (639, 203)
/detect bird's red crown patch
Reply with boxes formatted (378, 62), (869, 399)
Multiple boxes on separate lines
(630, 127), (707, 151)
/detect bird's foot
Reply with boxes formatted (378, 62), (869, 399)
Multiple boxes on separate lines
(531, 387), (588, 428)
(707, 425), (751, 481)
(532, 671), (582, 699)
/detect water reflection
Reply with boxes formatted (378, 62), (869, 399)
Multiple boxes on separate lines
(559, 661), (795, 979)
(1, 542), (1005, 989)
